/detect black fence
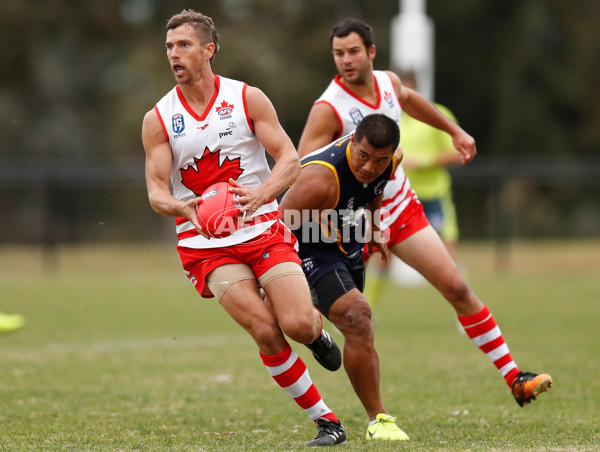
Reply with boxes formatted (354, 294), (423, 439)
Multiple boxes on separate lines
(2, 156), (599, 248)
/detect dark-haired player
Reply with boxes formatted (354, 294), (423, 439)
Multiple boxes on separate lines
(281, 113), (409, 441)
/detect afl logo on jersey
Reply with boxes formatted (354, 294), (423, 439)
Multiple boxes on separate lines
(172, 113), (185, 134)
(349, 107), (364, 126)
(215, 100), (234, 120)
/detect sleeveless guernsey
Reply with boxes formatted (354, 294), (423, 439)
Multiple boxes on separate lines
(294, 134), (396, 259)
(154, 75), (279, 249)
(315, 71), (414, 230)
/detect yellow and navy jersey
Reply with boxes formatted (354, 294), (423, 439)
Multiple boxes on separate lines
(293, 134), (397, 259)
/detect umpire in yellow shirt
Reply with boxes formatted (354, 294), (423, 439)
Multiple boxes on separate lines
(399, 71), (462, 260)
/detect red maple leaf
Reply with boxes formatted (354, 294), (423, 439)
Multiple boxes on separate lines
(215, 100), (233, 113)
(180, 147), (244, 196)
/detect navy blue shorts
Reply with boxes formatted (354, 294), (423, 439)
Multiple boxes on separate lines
(299, 250), (365, 319)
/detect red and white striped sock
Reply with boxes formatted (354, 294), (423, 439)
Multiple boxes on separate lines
(260, 342), (338, 422)
(458, 305), (520, 387)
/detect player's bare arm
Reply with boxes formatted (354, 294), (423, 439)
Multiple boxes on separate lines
(402, 146), (462, 170)
(141, 109), (205, 235)
(280, 164), (339, 229)
(389, 71), (477, 164)
(297, 102), (341, 158)
(229, 85), (300, 215)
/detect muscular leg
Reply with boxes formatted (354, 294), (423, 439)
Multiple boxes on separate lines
(218, 278), (288, 355)
(328, 289), (386, 420)
(390, 226), (551, 398)
(263, 273), (322, 344)
(218, 276), (344, 434)
(391, 225), (483, 316)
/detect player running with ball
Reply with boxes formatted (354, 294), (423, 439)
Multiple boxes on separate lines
(142, 9), (346, 446)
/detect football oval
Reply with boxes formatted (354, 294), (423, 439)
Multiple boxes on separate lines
(196, 182), (241, 238)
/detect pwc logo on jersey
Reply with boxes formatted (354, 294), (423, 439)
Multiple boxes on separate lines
(215, 100), (234, 120)
(172, 113), (186, 137)
(349, 107), (364, 126)
(218, 122), (236, 139)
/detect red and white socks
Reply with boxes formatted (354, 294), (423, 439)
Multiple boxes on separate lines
(458, 305), (520, 387)
(260, 342), (338, 423)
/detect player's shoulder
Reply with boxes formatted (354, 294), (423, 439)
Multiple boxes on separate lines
(379, 70), (401, 83)
(297, 162), (340, 206)
(235, 78), (268, 103)
(215, 74), (256, 100)
(316, 76), (344, 102)
(302, 135), (349, 164)
(238, 82), (274, 120)
(308, 100), (339, 125)
(378, 70), (402, 96)
(142, 107), (160, 129)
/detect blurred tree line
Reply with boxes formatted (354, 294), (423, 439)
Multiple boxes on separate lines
(1, 0), (599, 244)
(2, 0), (599, 161)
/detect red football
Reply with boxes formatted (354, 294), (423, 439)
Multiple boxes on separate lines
(196, 182), (242, 238)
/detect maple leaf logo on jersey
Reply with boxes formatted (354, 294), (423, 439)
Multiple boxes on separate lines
(215, 100), (234, 119)
(180, 147), (243, 195)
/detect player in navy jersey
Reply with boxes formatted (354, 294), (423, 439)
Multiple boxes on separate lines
(142, 9), (345, 446)
(281, 114), (410, 441)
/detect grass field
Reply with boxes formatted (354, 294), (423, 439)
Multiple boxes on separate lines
(1, 240), (599, 451)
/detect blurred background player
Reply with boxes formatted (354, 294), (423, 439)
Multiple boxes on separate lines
(364, 70), (464, 307)
(399, 71), (461, 259)
(0, 311), (25, 334)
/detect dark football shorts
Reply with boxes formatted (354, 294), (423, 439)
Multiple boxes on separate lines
(308, 260), (365, 320)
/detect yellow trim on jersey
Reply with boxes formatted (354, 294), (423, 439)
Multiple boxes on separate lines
(336, 234), (349, 254)
(321, 218), (348, 255)
(345, 142), (353, 175)
(301, 160), (340, 208)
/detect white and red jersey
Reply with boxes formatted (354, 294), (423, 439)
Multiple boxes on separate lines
(154, 75), (279, 249)
(315, 70), (414, 230)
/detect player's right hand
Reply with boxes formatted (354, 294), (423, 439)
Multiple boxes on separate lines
(183, 198), (210, 238)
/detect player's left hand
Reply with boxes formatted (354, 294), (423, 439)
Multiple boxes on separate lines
(227, 178), (265, 226)
(453, 129), (477, 164)
(367, 229), (389, 263)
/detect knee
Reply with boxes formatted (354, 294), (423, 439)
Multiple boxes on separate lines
(280, 313), (319, 344)
(248, 317), (282, 346)
(441, 272), (471, 305)
(333, 302), (373, 339)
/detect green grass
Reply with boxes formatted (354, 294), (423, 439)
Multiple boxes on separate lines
(1, 240), (599, 451)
